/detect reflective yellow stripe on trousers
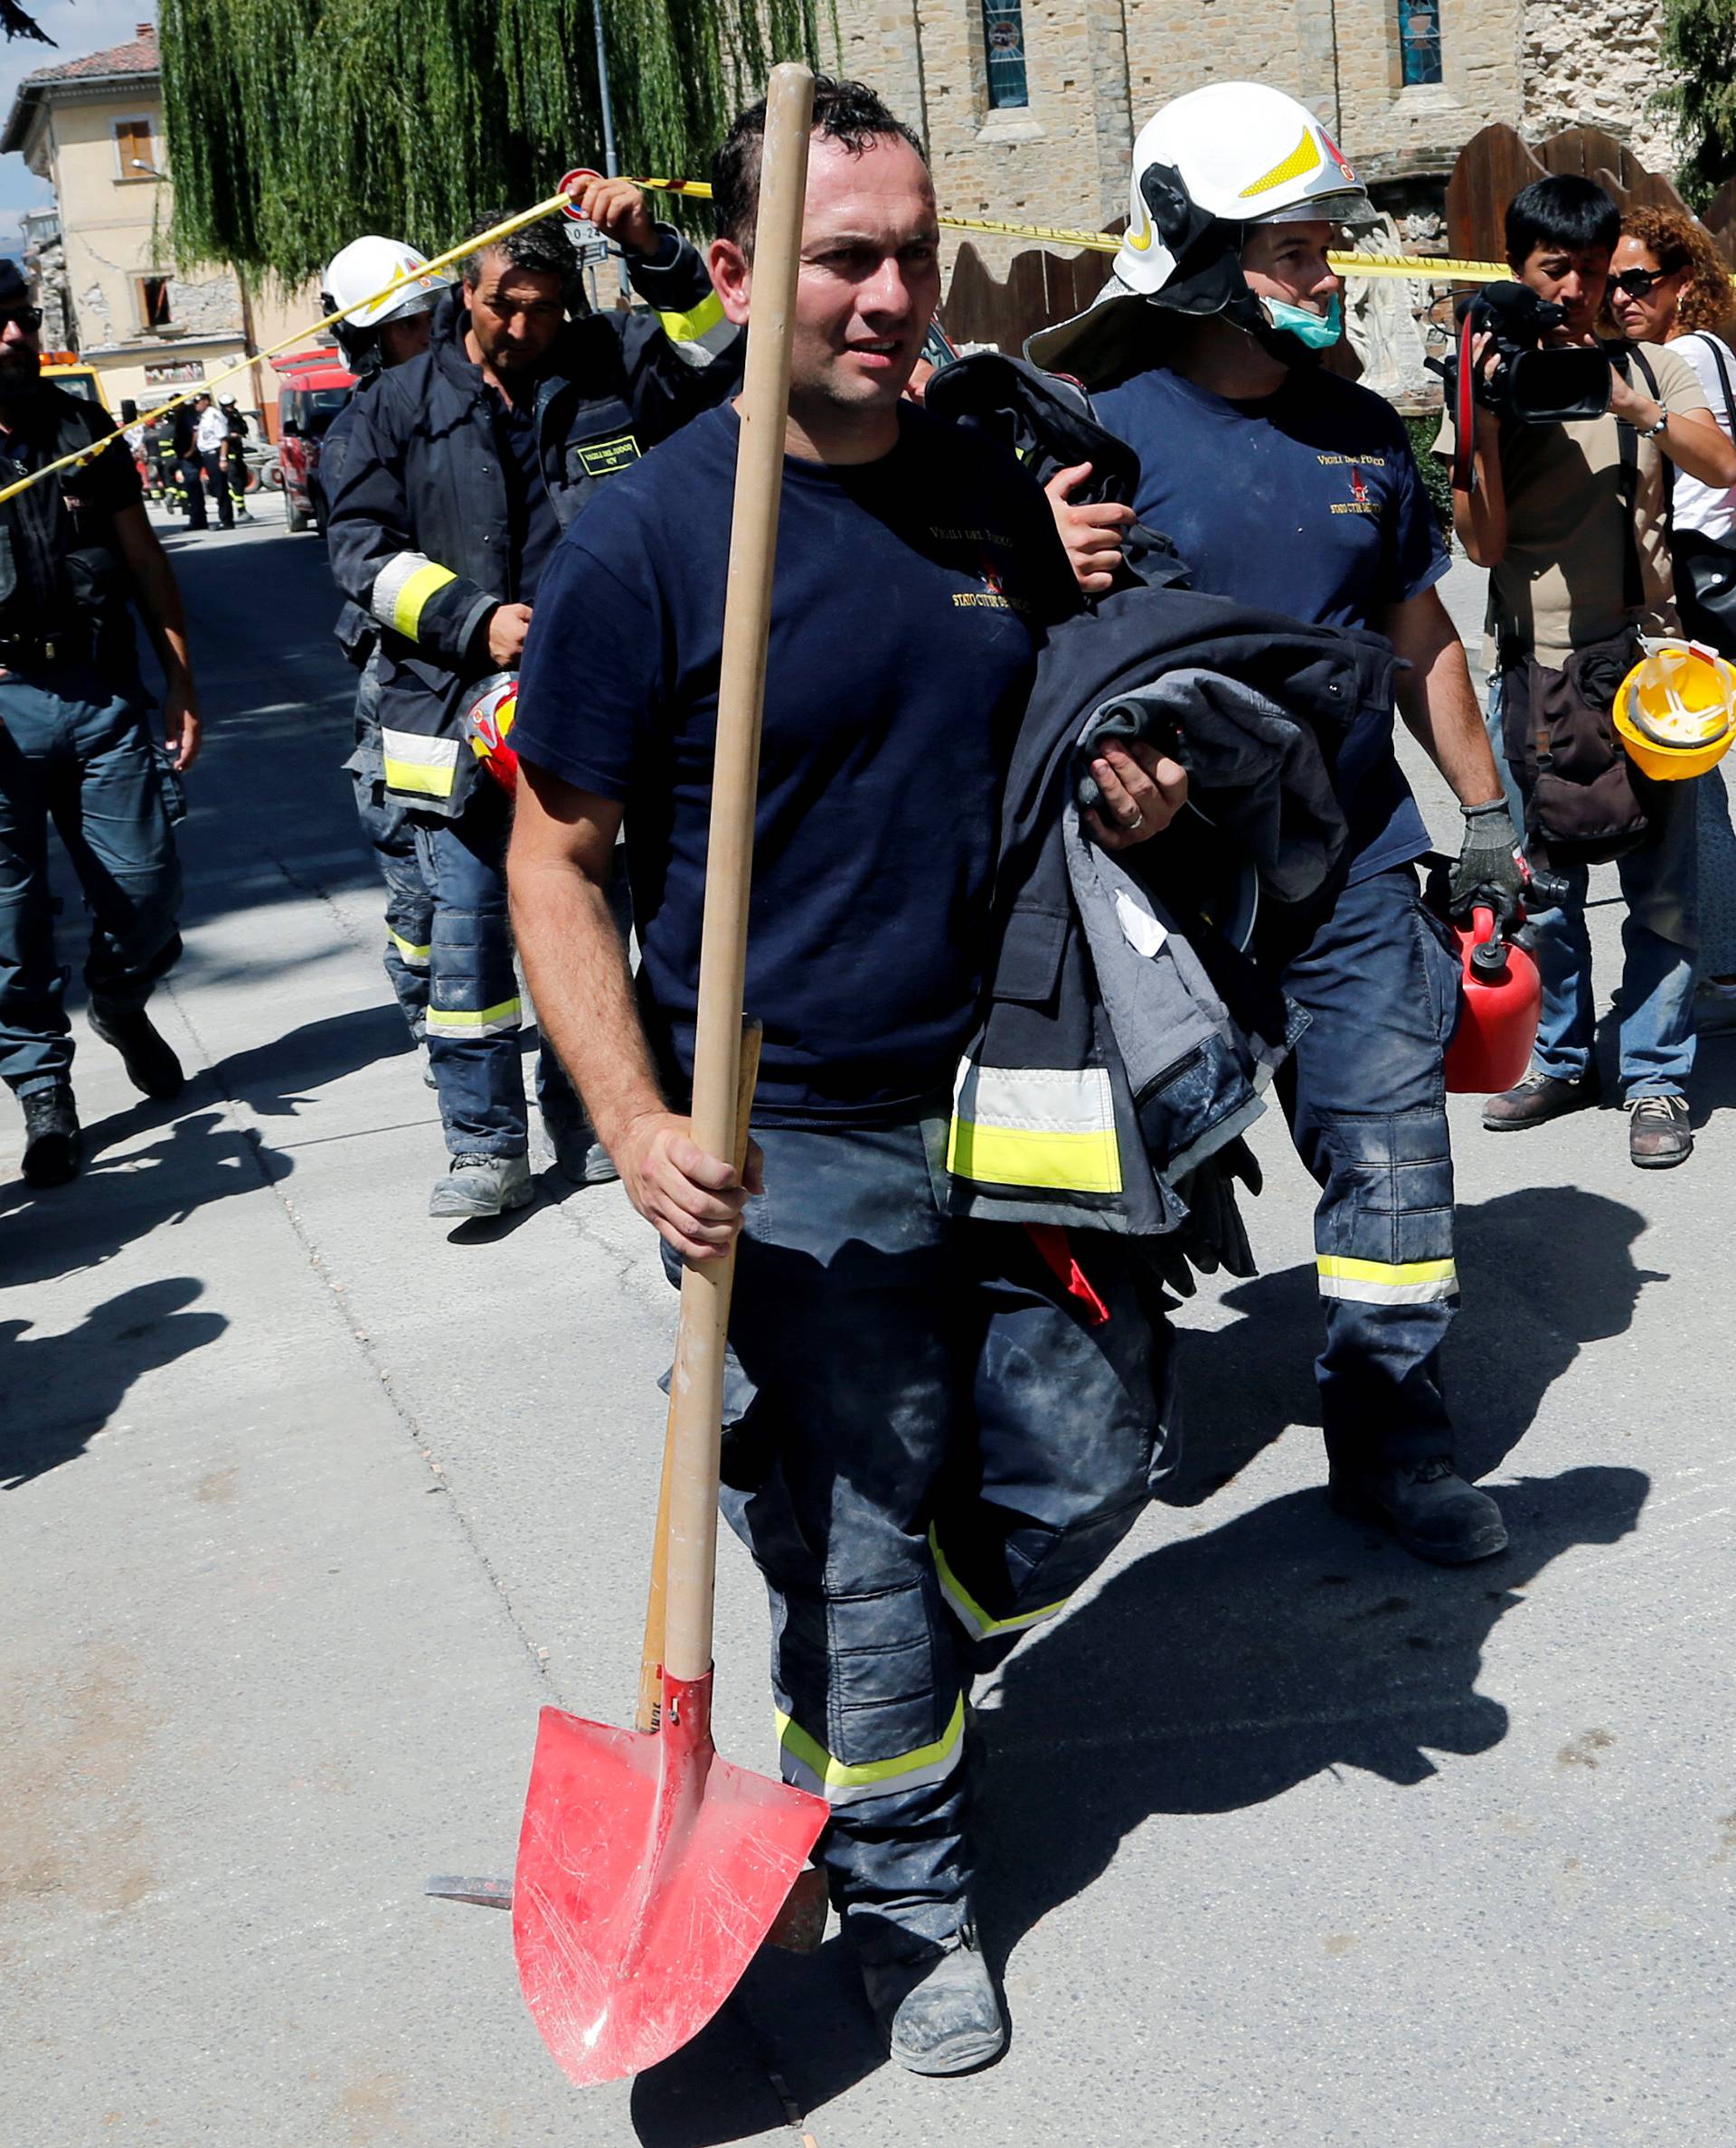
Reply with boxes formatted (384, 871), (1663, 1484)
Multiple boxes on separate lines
(929, 1527), (1071, 1642)
(776, 1695), (967, 1808)
(947, 1063), (1122, 1195)
(1316, 1255), (1458, 1305)
(425, 995), (522, 1040)
(387, 928), (430, 970)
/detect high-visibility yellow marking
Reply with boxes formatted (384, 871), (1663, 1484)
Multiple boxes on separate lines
(929, 1528), (1071, 1640)
(381, 758), (455, 798)
(656, 289), (726, 344)
(387, 561), (457, 641)
(1317, 1254), (1458, 1305)
(426, 996), (522, 1038)
(387, 928), (430, 967)
(948, 1116), (1122, 1194)
(1240, 127), (1325, 199)
(775, 1696), (967, 1807)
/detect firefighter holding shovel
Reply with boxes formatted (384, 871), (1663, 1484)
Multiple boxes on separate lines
(508, 77), (1184, 2075)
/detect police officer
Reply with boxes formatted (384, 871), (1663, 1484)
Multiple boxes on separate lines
(318, 237), (452, 1071)
(1034, 83), (1523, 1565)
(193, 391), (233, 531)
(0, 259), (202, 1186)
(328, 184), (737, 1218)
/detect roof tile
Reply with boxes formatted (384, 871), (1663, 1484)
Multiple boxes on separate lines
(22, 28), (158, 88)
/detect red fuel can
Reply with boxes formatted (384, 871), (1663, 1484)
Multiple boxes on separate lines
(1445, 905), (1542, 1095)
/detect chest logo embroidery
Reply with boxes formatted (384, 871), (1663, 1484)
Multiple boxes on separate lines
(1326, 457), (1381, 516)
(940, 528), (1023, 614)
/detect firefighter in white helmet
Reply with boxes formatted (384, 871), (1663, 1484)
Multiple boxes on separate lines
(318, 239), (456, 1079)
(1035, 83), (1520, 1566)
(323, 235), (453, 380)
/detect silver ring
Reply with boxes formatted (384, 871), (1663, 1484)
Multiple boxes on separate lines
(1127, 811), (1146, 831)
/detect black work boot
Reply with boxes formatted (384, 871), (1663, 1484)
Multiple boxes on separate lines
(1482, 1067), (1599, 1132)
(21, 1082), (82, 1187)
(88, 999), (184, 1100)
(1329, 1456), (1508, 1565)
(860, 1923), (1006, 2076)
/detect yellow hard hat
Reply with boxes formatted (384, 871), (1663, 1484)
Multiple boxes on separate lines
(1613, 638), (1736, 781)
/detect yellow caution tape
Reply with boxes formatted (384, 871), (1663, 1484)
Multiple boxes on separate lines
(0, 190), (573, 508)
(0, 177), (1511, 513)
(633, 175), (1514, 281)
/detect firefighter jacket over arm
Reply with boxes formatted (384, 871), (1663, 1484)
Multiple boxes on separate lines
(325, 231), (735, 815)
(948, 568), (1402, 1254)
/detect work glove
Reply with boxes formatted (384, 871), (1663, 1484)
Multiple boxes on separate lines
(1449, 798), (1524, 926)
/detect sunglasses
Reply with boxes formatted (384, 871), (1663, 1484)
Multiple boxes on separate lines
(1610, 268), (1669, 299)
(0, 306), (43, 334)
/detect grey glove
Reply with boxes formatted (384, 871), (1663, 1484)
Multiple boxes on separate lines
(1449, 798), (1524, 923)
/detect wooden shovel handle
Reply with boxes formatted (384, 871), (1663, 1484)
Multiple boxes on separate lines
(662, 61), (814, 1687)
(637, 1020), (762, 1732)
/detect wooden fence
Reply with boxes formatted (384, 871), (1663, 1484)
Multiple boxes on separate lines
(939, 125), (1736, 363)
(939, 229), (1118, 356)
(1447, 122), (1735, 269)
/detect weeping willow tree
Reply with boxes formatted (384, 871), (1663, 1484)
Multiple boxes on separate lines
(1660, 0), (1736, 209)
(160, 0), (835, 283)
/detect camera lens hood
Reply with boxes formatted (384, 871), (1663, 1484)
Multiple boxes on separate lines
(1505, 345), (1612, 424)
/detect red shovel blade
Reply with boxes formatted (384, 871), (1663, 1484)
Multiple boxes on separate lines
(512, 1672), (828, 2087)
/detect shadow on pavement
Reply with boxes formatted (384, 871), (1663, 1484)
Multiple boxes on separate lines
(0, 1107), (288, 1287)
(687, 1464), (1649, 2138)
(629, 1993), (812, 2146)
(1166, 1183), (1659, 1503)
(210, 1003), (420, 1118)
(0, 1276), (227, 1487)
(975, 1464), (1648, 1938)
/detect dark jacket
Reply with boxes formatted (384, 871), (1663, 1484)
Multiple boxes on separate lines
(0, 383), (138, 658)
(949, 568), (1400, 1245)
(326, 232), (735, 815)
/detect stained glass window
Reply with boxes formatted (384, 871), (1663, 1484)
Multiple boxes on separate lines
(1400, 0), (1444, 86)
(983, 0), (1028, 110)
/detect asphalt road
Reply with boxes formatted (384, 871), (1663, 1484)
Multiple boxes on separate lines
(3, 503), (1732, 2147)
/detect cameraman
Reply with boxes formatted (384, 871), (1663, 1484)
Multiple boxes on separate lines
(1447, 174), (1736, 1169)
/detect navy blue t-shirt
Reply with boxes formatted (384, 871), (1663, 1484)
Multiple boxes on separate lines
(513, 401), (1076, 1124)
(1092, 363), (1447, 880)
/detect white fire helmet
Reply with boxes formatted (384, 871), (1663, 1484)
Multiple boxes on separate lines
(1029, 81), (1377, 382)
(321, 235), (454, 335)
(1115, 82), (1374, 296)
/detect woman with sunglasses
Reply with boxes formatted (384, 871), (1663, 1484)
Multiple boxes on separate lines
(1610, 208), (1736, 1034)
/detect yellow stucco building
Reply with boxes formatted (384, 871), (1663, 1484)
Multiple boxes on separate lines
(1, 22), (315, 428)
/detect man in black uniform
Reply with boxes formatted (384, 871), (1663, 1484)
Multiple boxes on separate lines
(328, 182), (736, 1217)
(0, 261), (203, 1186)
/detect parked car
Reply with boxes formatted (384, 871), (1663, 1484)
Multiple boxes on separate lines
(272, 350), (356, 534)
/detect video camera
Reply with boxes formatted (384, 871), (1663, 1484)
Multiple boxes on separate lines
(1437, 282), (1612, 425)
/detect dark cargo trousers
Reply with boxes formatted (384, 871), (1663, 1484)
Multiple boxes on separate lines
(1260, 865), (1463, 1473)
(712, 1116), (1174, 1964)
(410, 777), (617, 1158)
(344, 669), (433, 1046)
(0, 664), (182, 1094)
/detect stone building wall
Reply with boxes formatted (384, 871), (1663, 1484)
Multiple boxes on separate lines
(832, 0), (1685, 243)
(1521, 0), (1678, 172)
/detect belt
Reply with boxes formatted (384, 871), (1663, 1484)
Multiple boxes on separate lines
(0, 626), (93, 669)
